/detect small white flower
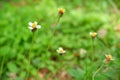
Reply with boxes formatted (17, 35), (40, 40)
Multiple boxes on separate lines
(90, 32), (97, 38)
(97, 29), (107, 38)
(79, 48), (87, 58)
(104, 54), (114, 63)
(57, 47), (66, 55)
(7, 72), (16, 80)
(28, 21), (41, 31)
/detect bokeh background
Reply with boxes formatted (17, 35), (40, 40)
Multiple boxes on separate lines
(0, 0), (120, 80)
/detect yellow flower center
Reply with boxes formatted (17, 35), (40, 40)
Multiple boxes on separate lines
(91, 33), (96, 37)
(59, 8), (65, 15)
(59, 49), (64, 53)
(106, 55), (112, 62)
(90, 32), (97, 38)
(32, 22), (37, 29)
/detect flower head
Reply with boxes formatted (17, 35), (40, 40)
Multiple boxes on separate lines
(79, 48), (87, 58)
(7, 73), (16, 80)
(90, 32), (97, 39)
(57, 47), (66, 55)
(28, 21), (41, 32)
(98, 29), (107, 38)
(58, 8), (65, 17)
(104, 54), (114, 63)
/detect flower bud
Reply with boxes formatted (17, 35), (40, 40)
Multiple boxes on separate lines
(58, 8), (65, 17)
(90, 32), (97, 39)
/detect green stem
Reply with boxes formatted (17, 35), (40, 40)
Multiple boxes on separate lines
(27, 32), (35, 79)
(84, 64), (88, 80)
(0, 56), (5, 79)
(84, 49), (89, 80)
(59, 56), (65, 75)
(85, 38), (95, 80)
(29, 32), (35, 64)
(36, 15), (61, 79)
(46, 15), (61, 52)
(92, 63), (104, 80)
(92, 38), (95, 62)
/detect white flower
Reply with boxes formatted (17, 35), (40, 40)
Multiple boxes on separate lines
(57, 47), (66, 55)
(90, 32), (97, 38)
(79, 48), (87, 58)
(104, 54), (114, 63)
(7, 73), (16, 80)
(28, 21), (41, 31)
(97, 29), (107, 38)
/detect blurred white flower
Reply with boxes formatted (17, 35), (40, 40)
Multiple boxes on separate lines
(7, 72), (16, 80)
(104, 54), (114, 63)
(28, 21), (41, 32)
(98, 29), (107, 38)
(57, 47), (66, 55)
(90, 32), (97, 39)
(79, 48), (87, 58)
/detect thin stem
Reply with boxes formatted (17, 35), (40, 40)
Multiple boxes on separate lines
(46, 15), (61, 51)
(36, 15), (61, 79)
(84, 49), (89, 80)
(0, 56), (5, 79)
(85, 38), (95, 80)
(36, 15), (61, 80)
(84, 63), (88, 80)
(84, 38), (95, 80)
(27, 32), (35, 79)
(92, 38), (95, 62)
(92, 63), (104, 80)
(29, 32), (35, 64)
(58, 55), (65, 77)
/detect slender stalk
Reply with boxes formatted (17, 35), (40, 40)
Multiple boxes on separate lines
(85, 38), (95, 80)
(0, 56), (5, 79)
(84, 63), (88, 80)
(36, 15), (61, 80)
(92, 63), (104, 80)
(29, 32), (35, 64)
(92, 38), (95, 62)
(59, 55), (65, 77)
(36, 15), (61, 79)
(27, 32), (35, 79)
(84, 49), (89, 80)
(46, 15), (61, 51)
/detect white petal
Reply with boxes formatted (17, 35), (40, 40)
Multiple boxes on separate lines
(34, 21), (38, 25)
(90, 32), (92, 35)
(28, 27), (33, 30)
(57, 50), (59, 53)
(28, 22), (33, 26)
(37, 25), (41, 29)
(59, 47), (63, 50)
(63, 51), (66, 53)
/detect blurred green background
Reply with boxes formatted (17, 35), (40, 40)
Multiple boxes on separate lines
(0, 0), (120, 80)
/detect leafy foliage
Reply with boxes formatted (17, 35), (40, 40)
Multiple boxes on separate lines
(0, 0), (120, 80)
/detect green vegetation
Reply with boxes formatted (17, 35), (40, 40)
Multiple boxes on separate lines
(0, 0), (120, 80)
